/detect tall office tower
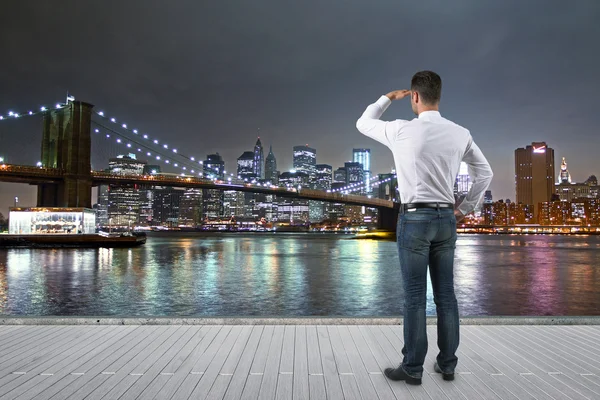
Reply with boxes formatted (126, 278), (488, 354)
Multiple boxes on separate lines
(107, 154), (146, 226)
(203, 153), (225, 219)
(253, 138), (264, 179)
(152, 187), (184, 227)
(237, 151), (255, 180)
(484, 190), (493, 204)
(353, 148), (371, 193)
(515, 142), (555, 220)
(265, 145), (278, 183)
(454, 161), (472, 202)
(344, 161), (365, 192)
(334, 167), (347, 184)
(293, 145), (317, 177)
(315, 164), (333, 191)
(96, 184), (109, 226)
(179, 188), (204, 227)
(138, 164), (161, 225)
(557, 157), (572, 184)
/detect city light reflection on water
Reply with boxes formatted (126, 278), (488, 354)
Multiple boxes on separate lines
(0, 233), (599, 317)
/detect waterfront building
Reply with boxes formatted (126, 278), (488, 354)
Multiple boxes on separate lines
(515, 142), (555, 221)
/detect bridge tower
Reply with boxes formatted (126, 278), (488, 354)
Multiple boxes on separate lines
(37, 101), (94, 208)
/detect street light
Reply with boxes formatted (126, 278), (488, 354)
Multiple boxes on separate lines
(14, 196), (18, 208)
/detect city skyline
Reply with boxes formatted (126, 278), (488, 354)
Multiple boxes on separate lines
(1, 1), (600, 213)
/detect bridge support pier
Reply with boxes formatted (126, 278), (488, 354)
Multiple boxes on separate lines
(37, 101), (94, 208)
(377, 203), (400, 232)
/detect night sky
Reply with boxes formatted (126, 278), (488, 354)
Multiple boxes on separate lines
(1, 0), (599, 215)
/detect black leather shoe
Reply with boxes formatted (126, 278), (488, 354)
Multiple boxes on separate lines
(384, 367), (422, 385)
(434, 362), (455, 381)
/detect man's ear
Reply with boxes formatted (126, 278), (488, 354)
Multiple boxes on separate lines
(412, 91), (419, 104)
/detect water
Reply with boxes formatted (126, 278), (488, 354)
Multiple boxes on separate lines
(0, 233), (599, 317)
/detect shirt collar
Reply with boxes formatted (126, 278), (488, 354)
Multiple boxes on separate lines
(418, 110), (441, 120)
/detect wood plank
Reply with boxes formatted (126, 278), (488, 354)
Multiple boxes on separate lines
(0, 326), (71, 372)
(159, 325), (203, 374)
(306, 326), (323, 375)
(309, 374), (327, 400)
(279, 325), (295, 374)
(240, 374), (263, 400)
(0, 326), (110, 397)
(188, 326), (246, 400)
(27, 325), (161, 400)
(0, 326), (52, 354)
(81, 326), (183, 400)
(275, 373), (293, 400)
(169, 325), (237, 400)
(327, 325), (352, 374)
(249, 325), (274, 374)
(316, 326), (344, 400)
(339, 373), (363, 400)
(293, 325), (309, 400)
(360, 326), (415, 400)
(460, 326), (546, 400)
(118, 326), (199, 400)
(338, 325), (386, 400)
(478, 325), (586, 400)
(223, 325), (264, 400)
(220, 325), (254, 375)
(51, 326), (168, 400)
(3, 326), (132, 400)
(152, 326), (224, 400)
(347, 326), (380, 373)
(257, 326), (285, 400)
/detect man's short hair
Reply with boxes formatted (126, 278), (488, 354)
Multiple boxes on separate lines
(411, 71), (442, 105)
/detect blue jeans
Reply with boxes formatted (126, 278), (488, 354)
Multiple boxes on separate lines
(397, 207), (459, 378)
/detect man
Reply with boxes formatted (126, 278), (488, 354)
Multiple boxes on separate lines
(356, 71), (493, 385)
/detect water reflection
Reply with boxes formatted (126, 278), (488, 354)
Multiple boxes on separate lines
(0, 233), (599, 317)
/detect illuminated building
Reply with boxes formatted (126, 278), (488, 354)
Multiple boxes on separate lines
(107, 154), (146, 227)
(203, 153), (225, 219)
(265, 145), (278, 183)
(344, 162), (364, 193)
(482, 201), (534, 225)
(237, 151), (255, 180)
(484, 190), (493, 204)
(353, 148), (371, 194)
(334, 167), (347, 183)
(515, 142), (555, 221)
(293, 145), (316, 177)
(9, 207), (96, 234)
(179, 188), (204, 227)
(557, 157), (572, 183)
(152, 187), (184, 227)
(454, 161), (472, 202)
(253, 138), (264, 179)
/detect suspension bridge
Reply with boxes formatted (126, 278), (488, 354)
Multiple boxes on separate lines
(0, 99), (399, 229)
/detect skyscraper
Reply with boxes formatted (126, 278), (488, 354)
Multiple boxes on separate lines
(265, 145), (277, 183)
(237, 151), (255, 180)
(353, 149), (371, 193)
(293, 145), (316, 177)
(253, 138), (264, 179)
(344, 161), (364, 189)
(203, 153), (225, 219)
(454, 161), (472, 202)
(558, 157), (572, 184)
(484, 190), (493, 204)
(315, 164), (333, 191)
(107, 154), (146, 226)
(515, 142), (555, 220)
(334, 167), (347, 184)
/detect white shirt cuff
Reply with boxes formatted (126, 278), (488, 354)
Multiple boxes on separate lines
(376, 95), (392, 110)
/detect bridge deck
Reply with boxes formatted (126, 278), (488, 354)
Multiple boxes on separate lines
(0, 324), (598, 399)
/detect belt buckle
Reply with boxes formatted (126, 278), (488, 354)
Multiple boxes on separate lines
(407, 208), (416, 212)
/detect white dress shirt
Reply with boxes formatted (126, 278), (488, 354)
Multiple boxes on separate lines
(356, 95), (493, 215)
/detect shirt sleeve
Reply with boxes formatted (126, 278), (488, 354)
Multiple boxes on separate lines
(457, 135), (494, 215)
(356, 96), (405, 148)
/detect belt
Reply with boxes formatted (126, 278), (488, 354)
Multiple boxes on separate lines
(402, 203), (454, 210)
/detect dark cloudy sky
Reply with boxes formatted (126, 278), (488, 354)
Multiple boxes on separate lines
(1, 0), (599, 215)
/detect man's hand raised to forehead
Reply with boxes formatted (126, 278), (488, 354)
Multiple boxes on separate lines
(385, 90), (411, 101)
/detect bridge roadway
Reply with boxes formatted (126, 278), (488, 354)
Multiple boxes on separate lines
(0, 164), (394, 209)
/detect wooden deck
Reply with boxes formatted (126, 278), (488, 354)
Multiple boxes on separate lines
(0, 325), (599, 399)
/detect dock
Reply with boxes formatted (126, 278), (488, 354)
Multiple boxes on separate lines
(0, 322), (598, 399)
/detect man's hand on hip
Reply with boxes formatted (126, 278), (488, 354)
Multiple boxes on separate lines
(454, 209), (465, 223)
(386, 90), (411, 101)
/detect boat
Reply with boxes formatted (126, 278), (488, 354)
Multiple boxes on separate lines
(0, 232), (146, 248)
